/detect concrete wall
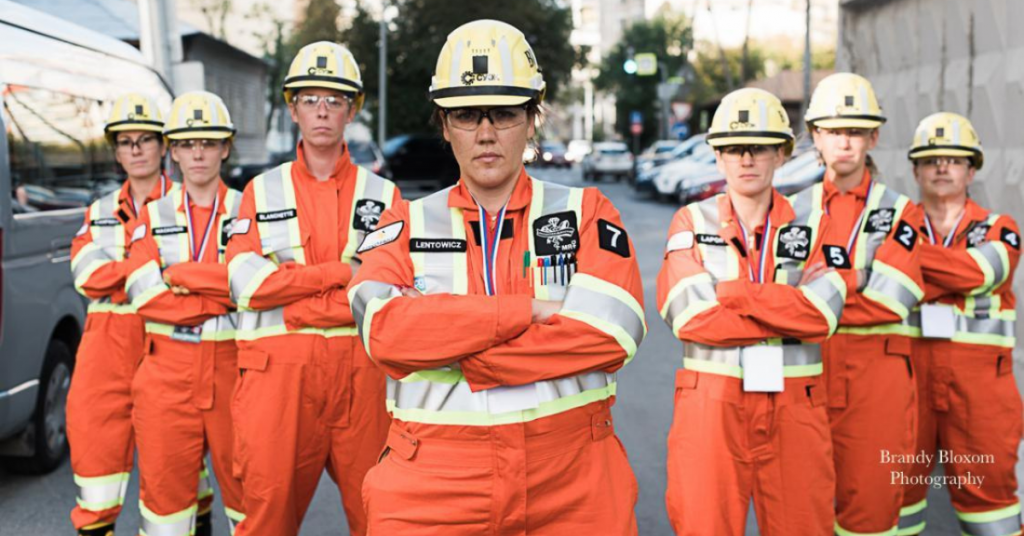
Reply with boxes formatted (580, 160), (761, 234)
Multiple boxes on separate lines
(837, 0), (1024, 356)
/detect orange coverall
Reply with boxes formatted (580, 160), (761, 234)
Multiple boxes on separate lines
(66, 176), (216, 532)
(225, 144), (399, 536)
(350, 171), (645, 536)
(657, 190), (849, 536)
(125, 183), (245, 535)
(898, 199), (1022, 536)
(815, 170), (925, 536)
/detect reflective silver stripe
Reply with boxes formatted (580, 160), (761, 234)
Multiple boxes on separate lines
(72, 244), (113, 284)
(562, 277), (645, 348)
(217, 189), (243, 262)
(350, 280), (396, 340)
(687, 342), (822, 368)
(345, 167), (395, 268)
(534, 180), (583, 301)
(865, 269), (920, 312)
(862, 185), (905, 270)
(973, 295), (993, 318)
(140, 502), (195, 536)
(229, 252), (275, 306)
(960, 513), (1023, 536)
(74, 472), (130, 511)
(803, 271), (846, 321)
(973, 241), (1008, 291)
(151, 195), (187, 267)
(90, 191), (125, 257)
(256, 165), (300, 263)
(391, 370), (615, 414)
(907, 308), (1015, 340)
(661, 275), (717, 329)
(411, 186), (460, 294)
(126, 261), (164, 304)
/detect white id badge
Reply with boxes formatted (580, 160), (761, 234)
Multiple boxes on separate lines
(741, 345), (784, 392)
(171, 325), (202, 344)
(921, 303), (956, 339)
(487, 384), (540, 414)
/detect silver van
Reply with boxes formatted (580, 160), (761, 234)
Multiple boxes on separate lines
(0, 1), (171, 473)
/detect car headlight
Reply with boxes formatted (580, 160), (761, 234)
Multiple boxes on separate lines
(543, 152), (552, 161)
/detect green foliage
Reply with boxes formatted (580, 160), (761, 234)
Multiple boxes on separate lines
(345, 0), (575, 137)
(594, 14), (693, 148)
(689, 46), (766, 104)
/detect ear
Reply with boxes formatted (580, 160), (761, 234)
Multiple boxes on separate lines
(867, 128), (880, 151)
(169, 145), (181, 164)
(714, 150), (727, 176)
(220, 140), (232, 162)
(527, 112), (536, 139)
(288, 102), (299, 124)
(965, 166), (976, 187)
(442, 118), (451, 143)
(911, 162), (923, 186)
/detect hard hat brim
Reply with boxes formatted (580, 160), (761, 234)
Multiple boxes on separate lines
(707, 132), (792, 147)
(909, 146), (983, 169)
(430, 86), (539, 108)
(106, 120), (165, 133)
(808, 116), (885, 129)
(283, 78), (362, 95)
(164, 127), (235, 141)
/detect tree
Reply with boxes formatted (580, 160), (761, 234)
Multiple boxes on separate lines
(689, 46), (766, 105)
(292, 0), (343, 44)
(344, 0), (575, 137)
(245, 2), (294, 135)
(191, 0), (232, 40)
(595, 14), (693, 148)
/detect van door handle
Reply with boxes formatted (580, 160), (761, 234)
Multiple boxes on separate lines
(50, 238), (72, 264)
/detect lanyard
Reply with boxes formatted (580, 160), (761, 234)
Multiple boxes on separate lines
(184, 191), (219, 262)
(826, 180), (874, 253)
(477, 202), (508, 296)
(923, 209), (966, 248)
(736, 210), (772, 284)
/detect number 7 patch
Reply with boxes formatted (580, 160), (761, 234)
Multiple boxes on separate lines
(598, 219), (630, 258)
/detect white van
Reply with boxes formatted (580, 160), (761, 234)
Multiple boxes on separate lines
(0, 1), (171, 472)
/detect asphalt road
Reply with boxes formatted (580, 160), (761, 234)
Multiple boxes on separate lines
(0, 164), (1010, 535)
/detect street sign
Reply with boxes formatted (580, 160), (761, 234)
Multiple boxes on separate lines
(630, 111), (642, 125)
(671, 122), (690, 140)
(635, 53), (657, 76)
(631, 123), (643, 135)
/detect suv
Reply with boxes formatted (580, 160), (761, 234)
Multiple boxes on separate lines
(383, 134), (460, 191)
(581, 142), (634, 182)
(0, 2), (171, 473)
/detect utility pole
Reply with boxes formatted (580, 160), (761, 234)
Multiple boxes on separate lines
(378, 0), (388, 148)
(138, 0), (182, 92)
(799, 0), (812, 134)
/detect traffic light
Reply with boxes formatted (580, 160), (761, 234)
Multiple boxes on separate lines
(623, 58), (638, 74)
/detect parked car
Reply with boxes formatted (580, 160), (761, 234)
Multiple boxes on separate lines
(582, 142), (634, 182)
(348, 138), (389, 179)
(676, 147), (826, 205)
(636, 134), (706, 177)
(565, 139), (592, 164)
(383, 134), (460, 191)
(653, 142), (717, 200)
(537, 141), (569, 168)
(637, 140), (682, 169)
(0, 0), (172, 473)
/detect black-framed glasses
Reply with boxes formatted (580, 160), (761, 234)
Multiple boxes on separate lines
(292, 94), (351, 111)
(443, 106), (529, 131)
(115, 134), (160, 152)
(717, 144), (778, 162)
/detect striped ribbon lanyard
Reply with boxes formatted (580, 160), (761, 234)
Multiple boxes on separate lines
(478, 202), (508, 296)
(923, 210), (965, 248)
(184, 191), (219, 262)
(737, 210), (772, 284)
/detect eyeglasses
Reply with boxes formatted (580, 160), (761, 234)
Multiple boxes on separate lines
(115, 134), (160, 152)
(717, 144), (778, 162)
(170, 139), (225, 152)
(443, 106), (529, 131)
(917, 156), (970, 168)
(292, 94), (352, 111)
(816, 127), (871, 139)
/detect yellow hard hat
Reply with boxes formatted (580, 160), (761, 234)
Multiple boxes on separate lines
(164, 91), (235, 141)
(805, 72), (886, 129)
(429, 19), (545, 108)
(105, 93), (164, 143)
(908, 112), (984, 169)
(283, 41), (364, 111)
(707, 88), (794, 154)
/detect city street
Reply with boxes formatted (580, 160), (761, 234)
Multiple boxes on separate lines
(0, 164), (993, 535)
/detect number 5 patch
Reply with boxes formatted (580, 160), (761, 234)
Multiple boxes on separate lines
(598, 219), (630, 258)
(822, 245), (852, 269)
(894, 221), (918, 251)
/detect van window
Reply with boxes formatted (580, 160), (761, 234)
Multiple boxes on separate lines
(4, 84), (118, 213)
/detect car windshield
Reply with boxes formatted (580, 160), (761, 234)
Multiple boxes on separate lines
(382, 136), (408, 157)
(541, 142), (566, 151)
(348, 141), (377, 164)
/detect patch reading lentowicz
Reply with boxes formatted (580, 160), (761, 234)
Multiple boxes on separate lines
(409, 238), (468, 253)
(256, 209), (297, 222)
(356, 221), (404, 254)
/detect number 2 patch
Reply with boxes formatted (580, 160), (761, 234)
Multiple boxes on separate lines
(598, 219), (630, 258)
(822, 245), (852, 269)
(894, 221), (918, 251)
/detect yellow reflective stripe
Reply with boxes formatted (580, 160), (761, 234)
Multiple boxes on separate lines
(853, 183), (887, 271)
(967, 247), (996, 294)
(409, 199), (427, 289)
(560, 273), (646, 364)
(568, 186), (584, 224)
(229, 253), (277, 310)
(835, 521), (898, 536)
(234, 325), (358, 341)
(864, 260), (924, 318)
(951, 331), (1016, 348)
(800, 271), (846, 334)
(561, 311), (640, 364)
(225, 506), (246, 524)
(360, 294), (397, 359)
(127, 260), (166, 308)
(402, 369), (464, 384)
(74, 472), (130, 511)
(660, 272), (713, 319)
(281, 168), (305, 265)
(145, 322), (236, 341)
(672, 300), (717, 335)
(682, 357), (822, 379)
(450, 207), (468, 295)
(388, 381), (616, 426)
(956, 501), (1022, 525)
(529, 177), (548, 300)
(341, 167), (368, 264)
(87, 302), (137, 314)
(139, 500), (197, 536)
(568, 273), (645, 328)
(837, 324), (922, 337)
